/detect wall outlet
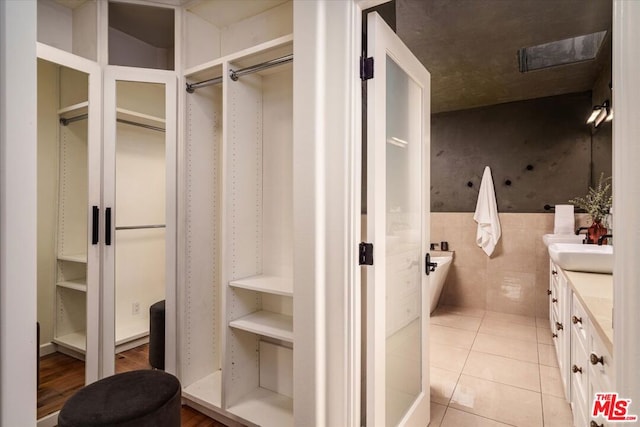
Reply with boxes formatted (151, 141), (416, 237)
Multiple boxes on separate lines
(132, 302), (140, 315)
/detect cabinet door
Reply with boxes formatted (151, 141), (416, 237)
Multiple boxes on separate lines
(365, 12), (431, 427)
(102, 67), (177, 377)
(36, 43), (102, 419)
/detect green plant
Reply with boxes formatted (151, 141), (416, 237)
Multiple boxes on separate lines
(569, 173), (612, 222)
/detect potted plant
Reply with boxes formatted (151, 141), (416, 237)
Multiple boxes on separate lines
(569, 173), (612, 244)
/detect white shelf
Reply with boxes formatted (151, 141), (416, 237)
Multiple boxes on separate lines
(229, 311), (293, 343)
(230, 275), (293, 297)
(182, 371), (222, 410)
(228, 387), (293, 427)
(53, 332), (86, 353)
(58, 101), (88, 118)
(57, 279), (87, 292)
(185, 34), (293, 80)
(115, 317), (149, 346)
(116, 107), (165, 129)
(58, 253), (87, 263)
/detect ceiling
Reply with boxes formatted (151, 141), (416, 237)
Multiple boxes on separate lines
(395, 0), (612, 113)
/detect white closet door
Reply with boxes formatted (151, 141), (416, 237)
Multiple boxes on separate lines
(102, 67), (177, 377)
(365, 12), (431, 427)
(36, 43), (102, 387)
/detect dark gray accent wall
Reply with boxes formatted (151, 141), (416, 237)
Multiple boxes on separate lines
(431, 91), (612, 212)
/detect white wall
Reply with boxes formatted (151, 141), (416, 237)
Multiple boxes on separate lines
(293, 1), (361, 425)
(0, 1), (38, 425)
(613, 0), (640, 411)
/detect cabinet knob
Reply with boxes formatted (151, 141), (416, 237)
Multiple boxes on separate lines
(590, 353), (604, 366)
(572, 315), (582, 324)
(547, 290), (552, 296)
(591, 421), (603, 427)
(552, 298), (558, 303)
(572, 364), (583, 374)
(552, 270), (558, 275)
(552, 333), (558, 338)
(555, 321), (563, 331)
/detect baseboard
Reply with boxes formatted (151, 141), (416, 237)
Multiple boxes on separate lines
(39, 342), (56, 357)
(37, 411), (58, 427)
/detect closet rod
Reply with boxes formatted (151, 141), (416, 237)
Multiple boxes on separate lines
(59, 114), (166, 133)
(185, 53), (293, 93)
(116, 224), (166, 231)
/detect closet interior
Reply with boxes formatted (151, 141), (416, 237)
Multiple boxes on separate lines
(35, 0), (298, 425)
(181, 1), (294, 425)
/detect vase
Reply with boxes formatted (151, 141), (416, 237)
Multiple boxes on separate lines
(587, 220), (608, 244)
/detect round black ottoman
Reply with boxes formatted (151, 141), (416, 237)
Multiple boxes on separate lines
(149, 300), (165, 370)
(58, 370), (181, 427)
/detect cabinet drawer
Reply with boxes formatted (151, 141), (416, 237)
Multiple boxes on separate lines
(589, 330), (614, 393)
(570, 330), (589, 408)
(571, 294), (589, 348)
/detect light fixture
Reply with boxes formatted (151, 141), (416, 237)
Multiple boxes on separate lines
(587, 100), (612, 127)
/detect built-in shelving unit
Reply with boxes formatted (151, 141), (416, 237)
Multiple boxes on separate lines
(180, 2), (294, 425)
(57, 279), (87, 292)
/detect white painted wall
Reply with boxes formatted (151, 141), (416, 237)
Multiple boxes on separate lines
(0, 1), (38, 425)
(37, 0), (73, 53)
(109, 27), (170, 70)
(613, 0), (640, 412)
(293, 1), (361, 425)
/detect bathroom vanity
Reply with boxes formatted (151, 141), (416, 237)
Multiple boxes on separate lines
(548, 260), (614, 427)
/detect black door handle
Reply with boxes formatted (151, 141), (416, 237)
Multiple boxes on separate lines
(105, 207), (112, 246)
(92, 206), (99, 244)
(425, 253), (438, 276)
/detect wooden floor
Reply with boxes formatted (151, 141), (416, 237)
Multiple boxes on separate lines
(37, 344), (227, 426)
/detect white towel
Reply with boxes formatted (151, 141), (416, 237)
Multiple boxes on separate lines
(553, 204), (575, 234)
(473, 166), (501, 256)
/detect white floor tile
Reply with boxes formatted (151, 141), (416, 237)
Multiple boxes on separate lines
(542, 394), (574, 427)
(537, 343), (559, 368)
(536, 327), (553, 345)
(430, 343), (470, 373)
(431, 312), (483, 332)
(472, 332), (539, 363)
(440, 408), (512, 427)
(540, 365), (565, 398)
(478, 318), (538, 342)
(450, 375), (543, 426)
(430, 366), (460, 406)
(430, 324), (477, 349)
(434, 305), (486, 318)
(484, 310), (537, 327)
(462, 351), (540, 392)
(429, 402), (447, 427)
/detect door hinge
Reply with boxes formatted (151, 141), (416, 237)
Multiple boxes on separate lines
(359, 242), (374, 265)
(360, 57), (374, 80)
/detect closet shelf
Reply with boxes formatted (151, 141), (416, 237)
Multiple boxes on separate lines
(58, 253), (88, 263)
(227, 387), (293, 427)
(58, 101), (88, 118)
(229, 275), (293, 297)
(229, 311), (293, 343)
(57, 279), (87, 292)
(116, 108), (165, 129)
(185, 34), (293, 81)
(182, 371), (222, 410)
(53, 332), (86, 353)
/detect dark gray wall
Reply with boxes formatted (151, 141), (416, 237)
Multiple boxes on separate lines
(431, 91), (612, 212)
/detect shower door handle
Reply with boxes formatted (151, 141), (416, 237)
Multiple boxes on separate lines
(425, 253), (438, 276)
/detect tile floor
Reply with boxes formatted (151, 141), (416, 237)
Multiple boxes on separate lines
(429, 305), (574, 427)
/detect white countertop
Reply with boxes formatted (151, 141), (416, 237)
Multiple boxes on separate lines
(564, 270), (613, 354)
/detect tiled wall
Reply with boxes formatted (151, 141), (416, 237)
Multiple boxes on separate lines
(431, 212), (590, 318)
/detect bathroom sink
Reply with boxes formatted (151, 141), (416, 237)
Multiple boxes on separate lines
(542, 233), (585, 247)
(548, 243), (613, 274)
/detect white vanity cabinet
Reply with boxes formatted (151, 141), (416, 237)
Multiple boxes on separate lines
(549, 260), (571, 400)
(570, 294), (590, 427)
(548, 263), (616, 427)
